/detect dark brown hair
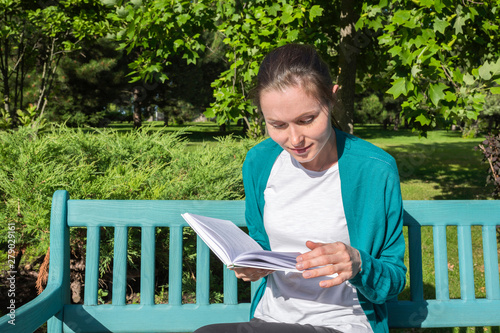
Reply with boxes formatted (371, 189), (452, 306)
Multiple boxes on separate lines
(252, 44), (336, 114)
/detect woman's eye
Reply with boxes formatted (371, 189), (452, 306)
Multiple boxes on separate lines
(299, 117), (314, 125)
(269, 122), (286, 129)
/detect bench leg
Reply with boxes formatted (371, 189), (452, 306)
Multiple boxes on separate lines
(47, 310), (64, 333)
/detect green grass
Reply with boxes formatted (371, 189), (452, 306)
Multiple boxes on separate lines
(354, 125), (492, 201)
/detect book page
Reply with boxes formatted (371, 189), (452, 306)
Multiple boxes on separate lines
(182, 213), (263, 265)
(233, 250), (301, 271)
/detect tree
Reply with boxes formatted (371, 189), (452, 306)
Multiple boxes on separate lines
(0, 0), (109, 128)
(357, 0), (500, 135)
(109, 0), (500, 135)
(336, 0), (362, 134)
(46, 38), (131, 127)
(204, 1), (328, 136)
(104, 0), (215, 127)
(105, 0), (332, 132)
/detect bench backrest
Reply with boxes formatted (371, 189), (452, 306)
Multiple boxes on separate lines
(46, 190), (500, 332)
(393, 201), (500, 328)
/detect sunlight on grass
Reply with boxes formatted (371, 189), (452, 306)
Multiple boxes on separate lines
(354, 126), (492, 201)
(400, 180), (442, 200)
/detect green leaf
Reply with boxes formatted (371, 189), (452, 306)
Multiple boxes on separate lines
(452, 68), (463, 84)
(268, 3), (281, 16)
(309, 5), (323, 21)
(204, 108), (216, 118)
(466, 110), (479, 119)
(411, 65), (421, 78)
(453, 12), (470, 35)
(472, 93), (486, 105)
(434, 0), (445, 13)
(415, 113), (432, 126)
(428, 83), (448, 106)
(478, 60), (500, 81)
(173, 39), (184, 50)
(433, 18), (449, 34)
(463, 73), (475, 86)
(281, 13), (292, 24)
(177, 14), (190, 26)
(388, 45), (402, 56)
(444, 91), (457, 102)
(387, 77), (407, 98)
(490, 87), (500, 94)
(288, 29), (299, 41)
(478, 64), (492, 80)
(393, 10), (411, 25)
(378, 34), (394, 45)
(420, 0), (434, 7)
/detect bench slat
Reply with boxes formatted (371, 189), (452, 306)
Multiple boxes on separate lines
(387, 299), (500, 327)
(196, 238), (210, 305)
(141, 226), (156, 305)
(67, 200), (247, 227)
(62, 304), (251, 333)
(433, 225), (450, 300)
(169, 226), (183, 305)
(403, 200), (500, 226)
(224, 266), (238, 305)
(112, 227), (128, 305)
(457, 225), (475, 300)
(407, 224), (424, 301)
(482, 225), (500, 300)
(84, 226), (100, 306)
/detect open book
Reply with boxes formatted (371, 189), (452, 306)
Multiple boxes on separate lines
(181, 213), (301, 271)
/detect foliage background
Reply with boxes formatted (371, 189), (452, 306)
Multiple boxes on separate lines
(0, 126), (257, 266)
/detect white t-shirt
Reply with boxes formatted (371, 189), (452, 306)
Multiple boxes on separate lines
(254, 150), (372, 332)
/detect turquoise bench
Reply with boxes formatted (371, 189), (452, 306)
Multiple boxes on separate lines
(1, 190), (499, 332)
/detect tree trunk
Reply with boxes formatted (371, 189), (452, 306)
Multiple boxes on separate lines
(335, 0), (359, 135)
(132, 87), (142, 129)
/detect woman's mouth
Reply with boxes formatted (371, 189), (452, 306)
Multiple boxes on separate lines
(290, 144), (312, 156)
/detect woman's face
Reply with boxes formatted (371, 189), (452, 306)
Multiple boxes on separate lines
(260, 85), (337, 171)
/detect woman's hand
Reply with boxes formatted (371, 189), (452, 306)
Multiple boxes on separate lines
(295, 240), (361, 288)
(231, 267), (273, 282)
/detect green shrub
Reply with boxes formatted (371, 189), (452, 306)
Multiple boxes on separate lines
(476, 133), (500, 197)
(355, 94), (384, 124)
(0, 125), (257, 276)
(479, 94), (500, 133)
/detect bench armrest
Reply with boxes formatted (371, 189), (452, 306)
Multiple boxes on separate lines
(0, 283), (64, 333)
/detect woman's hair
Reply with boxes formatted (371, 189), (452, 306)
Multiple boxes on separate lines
(251, 44), (336, 113)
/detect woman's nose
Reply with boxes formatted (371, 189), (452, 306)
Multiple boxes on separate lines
(290, 126), (304, 147)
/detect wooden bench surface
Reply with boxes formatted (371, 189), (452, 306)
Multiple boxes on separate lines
(1, 190), (499, 332)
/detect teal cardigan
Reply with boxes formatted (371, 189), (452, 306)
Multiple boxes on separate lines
(242, 128), (407, 333)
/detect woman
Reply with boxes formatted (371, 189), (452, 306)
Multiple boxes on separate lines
(195, 44), (406, 333)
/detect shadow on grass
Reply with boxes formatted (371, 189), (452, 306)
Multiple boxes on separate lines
(106, 121), (246, 142)
(354, 125), (467, 140)
(382, 141), (492, 200)
(354, 125), (421, 140)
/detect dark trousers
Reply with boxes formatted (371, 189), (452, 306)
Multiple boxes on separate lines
(193, 318), (343, 333)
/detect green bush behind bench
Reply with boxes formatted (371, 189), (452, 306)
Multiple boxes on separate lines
(0, 125), (258, 271)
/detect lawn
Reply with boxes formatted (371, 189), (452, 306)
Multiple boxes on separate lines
(356, 125), (492, 201)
